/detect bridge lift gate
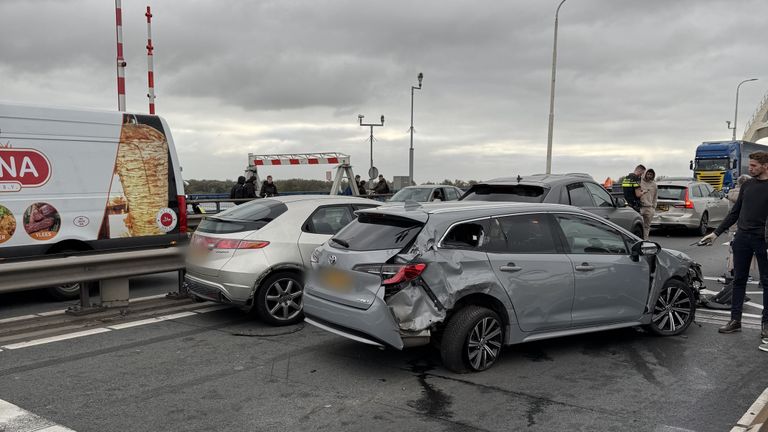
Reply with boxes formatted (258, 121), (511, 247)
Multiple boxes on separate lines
(245, 152), (359, 196)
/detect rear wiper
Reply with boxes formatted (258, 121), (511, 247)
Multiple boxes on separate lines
(330, 238), (350, 248)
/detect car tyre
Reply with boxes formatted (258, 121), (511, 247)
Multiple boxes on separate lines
(47, 282), (90, 301)
(255, 272), (304, 326)
(646, 279), (695, 336)
(631, 224), (644, 239)
(695, 212), (708, 236)
(440, 305), (503, 373)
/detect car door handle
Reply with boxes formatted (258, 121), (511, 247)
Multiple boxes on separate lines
(499, 264), (522, 272)
(575, 263), (595, 271)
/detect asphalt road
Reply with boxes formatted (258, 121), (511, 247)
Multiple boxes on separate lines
(0, 229), (766, 432)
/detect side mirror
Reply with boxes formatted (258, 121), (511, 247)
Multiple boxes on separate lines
(631, 240), (660, 257)
(689, 160), (693, 170)
(613, 196), (628, 208)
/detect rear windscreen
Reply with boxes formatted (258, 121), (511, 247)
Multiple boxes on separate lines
(460, 184), (547, 202)
(196, 199), (288, 234)
(330, 213), (423, 251)
(658, 186), (686, 200)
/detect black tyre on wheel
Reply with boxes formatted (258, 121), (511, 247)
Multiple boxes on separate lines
(440, 305), (504, 373)
(254, 272), (304, 326)
(646, 279), (695, 336)
(47, 282), (86, 301)
(632, 224), (644, 239)
(695, 212), (708, 236)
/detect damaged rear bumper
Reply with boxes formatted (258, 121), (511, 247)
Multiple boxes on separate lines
(304, 289), (430, 350)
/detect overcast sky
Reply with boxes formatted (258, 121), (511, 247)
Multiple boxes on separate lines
(2, 0), (767, 184)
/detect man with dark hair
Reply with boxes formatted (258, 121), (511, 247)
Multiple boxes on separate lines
(260, 175), (278, 198)
(230, 176), (246, 204)
(621, 164), (646, 212)
(243, 176), (257, 199)
(700, 151), (768, 349)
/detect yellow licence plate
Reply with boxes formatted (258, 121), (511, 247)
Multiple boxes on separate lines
(321, 269), (352, 292)
(657, 204), (669, 212)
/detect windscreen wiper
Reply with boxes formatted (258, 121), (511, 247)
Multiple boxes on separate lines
(330, 238), (350, 248)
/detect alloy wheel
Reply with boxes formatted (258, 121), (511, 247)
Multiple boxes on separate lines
(652, 284), (693, 333)
(466, 316), (503, 371)
(264, 278), (303, 321)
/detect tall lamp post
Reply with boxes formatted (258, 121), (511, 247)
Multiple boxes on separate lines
(358, 114), (385, 178)
(409, 72), (424, 186)
(727, 78), (758, 141)
(545, 0), (567, 175)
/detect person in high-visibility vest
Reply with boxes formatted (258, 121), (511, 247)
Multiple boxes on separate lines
(621, 164), (646, 212)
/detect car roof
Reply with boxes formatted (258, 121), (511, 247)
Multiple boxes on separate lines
(657, 179), (702, 186)
(477, 173), (595, 187)
(271, 195), (381, 205)
(361, 201), (585, 222)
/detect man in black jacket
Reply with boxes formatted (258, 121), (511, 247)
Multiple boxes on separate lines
(260, 175), (278, 197)
(230, 176), (246, 204)
(243, 177), (257, 198)
(700, 152), (768, 346)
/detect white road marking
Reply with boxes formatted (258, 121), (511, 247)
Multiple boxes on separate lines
(697, 308), (764, 320)
(0, 314), (38, 325)
(1, 328), (112, 350)
(129, 293), (169, 303)
(192, 305), (233, 313)
(0, 304), (233, 352)
(0, 398), (76, 431)
(106, 311), (197, 330)
(36, 310), (66, 317)
(703, 276), (759, 285)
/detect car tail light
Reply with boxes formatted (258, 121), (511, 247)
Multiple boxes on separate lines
(214, 239), (270, 250)
(352, 263), (428, 285)
(177, 195), (188, 233)
(674, 189), (694, 209)
(193, 235), (269, 250)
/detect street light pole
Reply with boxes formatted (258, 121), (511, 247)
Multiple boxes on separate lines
(358, 114), (385, 178)
(728, 78), (758, 141)
(409, 72), (423, 186)
(546, 0), (567, 175)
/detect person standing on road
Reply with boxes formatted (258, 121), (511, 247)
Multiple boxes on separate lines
(260, 175), (278, 198)
(622, 164), (646, 212)
(243, 176), (257, 199)
(373, 174), (390, 195)
(230, 176), (246, 205)
(699, 152), (768, 346)
(358, 179), (367, 195)
(727, 175), (751, 208)
(639, 169), (657, 240)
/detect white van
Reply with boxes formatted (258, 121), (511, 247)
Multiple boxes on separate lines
(0, 102), (187, 299)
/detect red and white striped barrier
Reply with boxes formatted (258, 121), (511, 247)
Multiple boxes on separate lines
(145, 6), (156, 114)
(248, 153), (351, 167)
(115, 0), (126, 111)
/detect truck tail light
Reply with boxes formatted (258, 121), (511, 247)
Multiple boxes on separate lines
(177, 195), (188, 233)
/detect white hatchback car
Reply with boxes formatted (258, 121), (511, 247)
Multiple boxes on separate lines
(184, 195), (381, 325)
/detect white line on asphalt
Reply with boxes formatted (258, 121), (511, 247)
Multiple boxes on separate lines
(695, 316), (762, 330)
(0, 304), (234, 352)
(0, 398), (76, 431)
(0, 314), (38, 325)
(105, 311), (197, 330)
(1, 328), (112, 350)
(129, 293), (169, 302)
(36, 310), (67, 317)
(701, 288), (764, 311)
(703, 276), (759, 285)
(697, 308), (764, 319)
(192, 305), (233, 313)
(732, 387), (768, 431)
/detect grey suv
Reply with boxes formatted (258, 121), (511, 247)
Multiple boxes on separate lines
(303, 202), (702, 373)
(460, 174), (645, 238)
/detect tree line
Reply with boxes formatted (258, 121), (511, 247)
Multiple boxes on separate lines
(184, 178), (481, 194)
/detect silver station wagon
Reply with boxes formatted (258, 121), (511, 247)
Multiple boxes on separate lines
(304, 202), (703, 373)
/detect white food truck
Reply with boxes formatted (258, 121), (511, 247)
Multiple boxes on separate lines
(0, 102), (187, 298)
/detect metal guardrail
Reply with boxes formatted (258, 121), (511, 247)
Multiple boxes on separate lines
(0, 247), (185, 293)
